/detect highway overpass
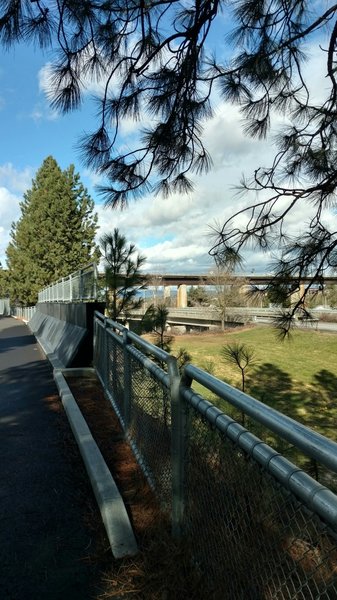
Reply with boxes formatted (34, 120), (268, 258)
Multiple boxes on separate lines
(141, 273), (337, 308)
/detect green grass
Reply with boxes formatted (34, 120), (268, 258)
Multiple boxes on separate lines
(172, 326), (337, 446)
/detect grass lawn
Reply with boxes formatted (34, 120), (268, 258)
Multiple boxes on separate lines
(172, 325), (337, 445)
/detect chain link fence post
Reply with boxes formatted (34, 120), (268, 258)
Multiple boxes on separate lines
(168, 356), (189, 538)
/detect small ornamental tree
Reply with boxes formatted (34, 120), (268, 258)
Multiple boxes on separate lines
(141, 302), (192, 370)
(141, 303), (173, 353)
(221, 342), (258, 427)
(100, 228), (146, 321)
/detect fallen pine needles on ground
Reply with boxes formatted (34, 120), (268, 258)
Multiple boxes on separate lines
(65, 375), (206, 600)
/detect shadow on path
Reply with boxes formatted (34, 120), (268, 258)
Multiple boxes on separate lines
(0, 317), (104, 600)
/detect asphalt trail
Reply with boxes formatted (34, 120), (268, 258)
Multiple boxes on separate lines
(0, 316), (101, 600)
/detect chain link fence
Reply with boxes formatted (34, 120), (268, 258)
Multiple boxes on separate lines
(183, 402), (337, 599)
(94, 314), (173, 510)
(93, 311), (337, 598)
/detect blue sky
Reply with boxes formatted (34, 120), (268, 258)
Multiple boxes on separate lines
(0, 42), (92, 178)
(0, 7), (334, 276)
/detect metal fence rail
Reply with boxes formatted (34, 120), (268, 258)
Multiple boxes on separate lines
(93, 311), (337, 598)
(38, 263), (98, 303)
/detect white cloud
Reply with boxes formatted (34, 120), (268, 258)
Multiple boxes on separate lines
(29, 102), (59, 122)
(39, 58), (109, 101)
(82, 168), (103, 188)
(0, 164), (35, 266)
(0, 163), (33, 193)
(0, 186), (22, 266)
(93, 78), (337, 276)
(38, 59), (151, 137)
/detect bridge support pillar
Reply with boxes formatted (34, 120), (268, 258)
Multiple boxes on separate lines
(177, 284), (187, 308)
(164, 286), (171, 302)
(290, 282), (306, 305)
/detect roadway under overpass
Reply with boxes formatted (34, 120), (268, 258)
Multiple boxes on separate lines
(129, 306), (337, 332)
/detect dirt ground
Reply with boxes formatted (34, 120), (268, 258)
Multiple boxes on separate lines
(59, 374), (205, 600)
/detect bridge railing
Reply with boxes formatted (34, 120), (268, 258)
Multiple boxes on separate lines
(11, 305), (36, 321)
(37, 263), (98, 303)
(93, 311), (337, 598)
(0, 297), (10, 316)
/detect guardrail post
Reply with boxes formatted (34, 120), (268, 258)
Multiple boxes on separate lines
(168, 356), (188, 538)
(69, 274), (73, 302)
(123, 329), (132, 430)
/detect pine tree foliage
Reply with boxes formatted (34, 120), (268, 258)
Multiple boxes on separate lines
(0, 268), (9, 297)
(141, 303), (174, 353)
(6, 156), (99, 305)
(140, 302), (192, 370)
(221, 342), (258, 425)
(187, 286), (210, 307)
(2, 2), (337, 329)
(100, 228), (146, 321)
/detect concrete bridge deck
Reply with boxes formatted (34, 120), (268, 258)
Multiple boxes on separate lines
(0, 316), (101, 599)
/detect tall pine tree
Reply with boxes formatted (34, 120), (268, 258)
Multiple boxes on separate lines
(7, 156), (99, 305)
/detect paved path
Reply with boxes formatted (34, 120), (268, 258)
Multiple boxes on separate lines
(0, 316), (101, 600)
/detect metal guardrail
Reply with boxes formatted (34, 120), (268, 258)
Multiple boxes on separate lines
(37, 263), (98, 303)
(93, 310), (337, 598)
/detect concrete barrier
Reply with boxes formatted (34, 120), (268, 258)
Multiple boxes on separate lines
(29, 310), (87, 368)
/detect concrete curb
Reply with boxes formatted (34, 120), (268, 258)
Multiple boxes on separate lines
(53, 368), (139, 559)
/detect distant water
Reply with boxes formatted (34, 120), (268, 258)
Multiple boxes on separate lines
(136, 288), (177, 301)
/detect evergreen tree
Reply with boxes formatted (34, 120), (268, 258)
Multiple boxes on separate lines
(221, 343), (258, 426)
(141, 303), (174, 353)
(0, 268), (9, 298)
(100, 228), (146, 321)
(140, 302), (192, 371)
(6, 156), (99, 305)
(187, 286), (210, 307)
